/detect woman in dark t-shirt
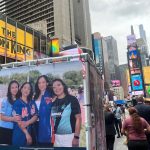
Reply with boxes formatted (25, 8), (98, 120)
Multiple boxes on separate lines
(51, 79), (81, 147)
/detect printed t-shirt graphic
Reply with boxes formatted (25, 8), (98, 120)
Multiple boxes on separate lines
(12, 99), (38, 146)
(51, 95), (81, 134)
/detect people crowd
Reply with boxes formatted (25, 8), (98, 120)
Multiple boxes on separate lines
(104, 95), (150, 150)
(0, 77), (81, 147)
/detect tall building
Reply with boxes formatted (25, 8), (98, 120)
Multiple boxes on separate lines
(73, 0), (92, 49)
(104, 36), (120, 80)
(0, 0), (75, 47)
(92, 32), (110, 83)
(131, 25), (135, 35)
(139, 24), (149, 66)
(0, 0), (92, 49)
(139, 24), (147, 43)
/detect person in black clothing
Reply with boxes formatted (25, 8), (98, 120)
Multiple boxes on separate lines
(135, 96), (150, 150)
(51, 79), (81, 147)
(104, 105), (116, 150)
(132, 96), (137, 106)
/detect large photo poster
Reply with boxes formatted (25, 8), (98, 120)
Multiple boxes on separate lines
(0, 60), (86, 148)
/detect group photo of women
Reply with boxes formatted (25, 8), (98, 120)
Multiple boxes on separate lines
(0, 75), (82, 148)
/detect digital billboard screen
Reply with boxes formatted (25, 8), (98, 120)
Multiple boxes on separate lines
(129, 50), (138, 59)
(111, 80), (120, 87)
(131, 74), (143, 91)
(129, 59), (141, 71)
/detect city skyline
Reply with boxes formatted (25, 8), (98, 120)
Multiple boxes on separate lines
(89, 0), (150, 65)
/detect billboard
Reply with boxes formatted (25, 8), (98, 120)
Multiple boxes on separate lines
(0, 18), (33, 61)
(0, 54), (106, 149)
(111, 80), (120, 87)
(51, 38), (60, 56)
(131, 74), (143, 91)
(0, 60), (86, 148)
(92, 38), (104, 74)
(127, 35), (136, 45)
(129, 50), (138, 59)
(127, 35), (145, 95)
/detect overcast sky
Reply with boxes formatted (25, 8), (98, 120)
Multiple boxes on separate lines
(89, 0), (150, 65)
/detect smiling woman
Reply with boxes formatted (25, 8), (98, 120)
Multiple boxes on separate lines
(51, 78), (81, 147)
(0, 80), (20, 145)
(12, 82), (38, 146)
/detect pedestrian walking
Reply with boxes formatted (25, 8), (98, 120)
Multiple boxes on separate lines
(122, 107), (150, 150)
(135, 96), (150, 149)
(104, 105), (116, 150)
(113, 104), (122, 138)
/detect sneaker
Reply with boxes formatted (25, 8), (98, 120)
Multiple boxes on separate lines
(117, 136), (120, 138)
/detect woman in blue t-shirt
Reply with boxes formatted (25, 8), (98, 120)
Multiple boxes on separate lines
(0, 80), (20, 145)
(12, 82), (38, 146)
(34, 75), (53, 147)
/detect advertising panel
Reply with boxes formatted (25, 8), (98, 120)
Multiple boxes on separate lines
(132, 90), (144, 96)
(0, 19), (6, 56)
(93, 39), (101, 65)
(0, 60), (86, 148)
(127, 35), (136, 45)
(51, 38), (60, 56)
(131, 74), (143, 91)
(127, 35), (145, 95)
(129, 50), (137, 59)
(92, 38), (104, 74)
(128, 46), (136, 51)
(129, 59), (141, 71)
(0, 19), (33, 61)
(111, 80), (120, 87)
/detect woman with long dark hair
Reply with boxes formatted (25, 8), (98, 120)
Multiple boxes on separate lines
(51, 78), (81, 147)
(0, 80), (20, 145)
(122, 107), (150, 150)
(12, 82), (38, 146)
(34, 75), (53, 146)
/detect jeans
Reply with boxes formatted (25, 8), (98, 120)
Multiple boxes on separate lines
(114, 118), (122, 137)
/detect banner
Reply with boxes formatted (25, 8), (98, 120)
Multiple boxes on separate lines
(0, 19), (33, 61)
(111, 80), (120, 87)
(0, 60), (86, 148)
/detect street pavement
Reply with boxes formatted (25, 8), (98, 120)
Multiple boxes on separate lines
(114, 135), (128, 150)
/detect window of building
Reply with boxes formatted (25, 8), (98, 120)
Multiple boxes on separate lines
(41, 35), (46, 54)
(34, 31), (40, 52)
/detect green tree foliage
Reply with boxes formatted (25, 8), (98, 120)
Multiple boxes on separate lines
(46, 73), (55, 83)
(29, 70), (42, 88)
(10, 73), (27, 85)
(0, 76), (10, 84)
(63, 71), (83, 87)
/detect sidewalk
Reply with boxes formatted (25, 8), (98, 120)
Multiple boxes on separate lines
(114, 135), (127, 150)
